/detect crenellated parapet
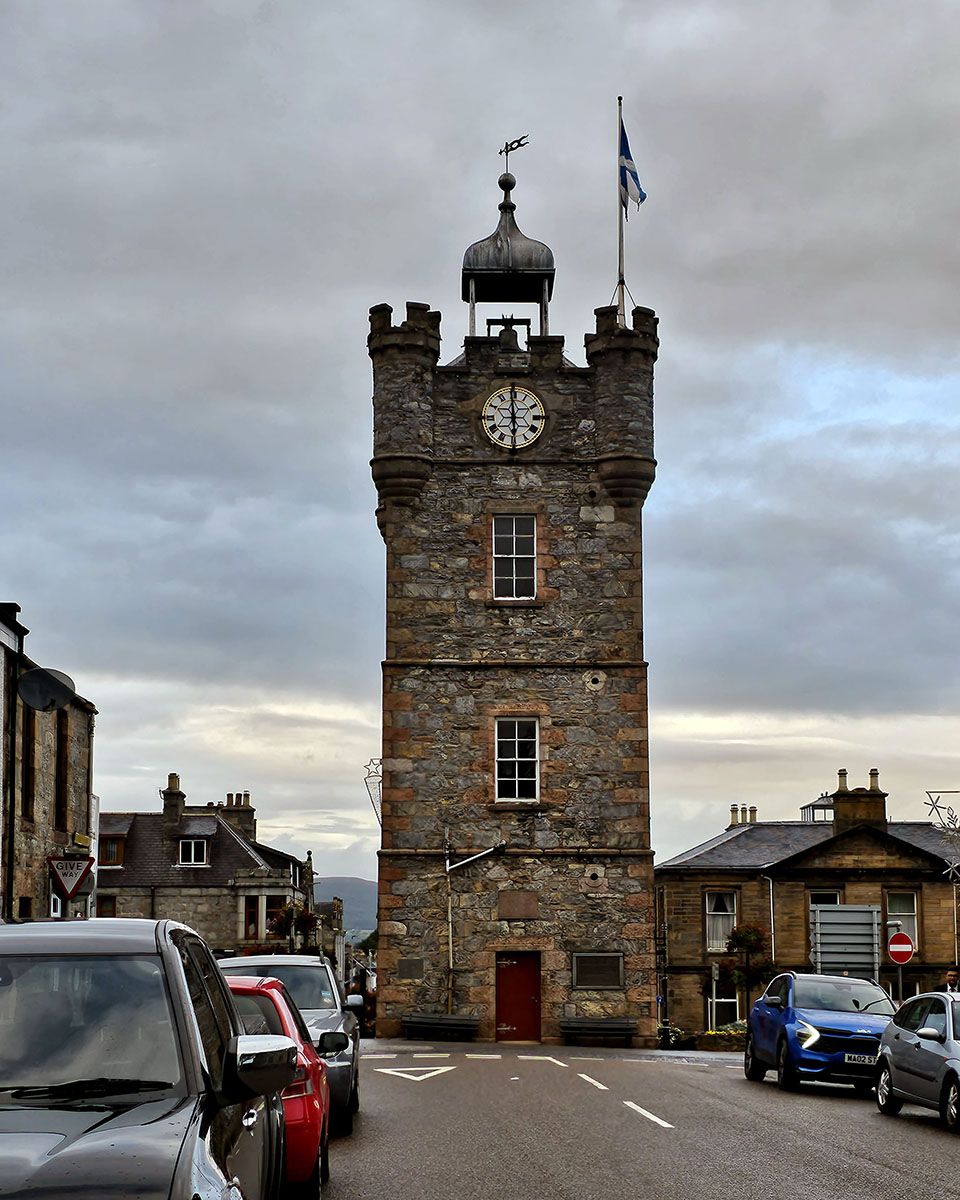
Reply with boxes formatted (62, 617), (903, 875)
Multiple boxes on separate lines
(369, 302), (441, 514)
(586, 305), (658, 506)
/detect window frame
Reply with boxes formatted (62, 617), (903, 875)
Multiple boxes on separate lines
(100, 837), (124, 867)
(886, 890), (919, 949)
(705, 890), (737, 953)
(808, 890), (840, 906)
(179, 838), (208, 866)
(494, 717), (540, 803)
(492, 514), (537, 601)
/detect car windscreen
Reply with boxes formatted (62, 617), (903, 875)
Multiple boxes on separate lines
(221, 964), (338, 1011)
(793, 979), (896, 1015)
(0, 954), (184, 1098)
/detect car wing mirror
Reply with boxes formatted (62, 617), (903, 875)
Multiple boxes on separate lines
(765, 996), (783, 1009)
(917, 1026), (946, 1042)
(225, 1034), (297, 1102)
(318, 1031), (350, 1056)
(345, 993), (364, 1010)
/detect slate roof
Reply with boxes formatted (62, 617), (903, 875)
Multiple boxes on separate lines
(656, 821), (954, 871)
(98, 807), (301, 888)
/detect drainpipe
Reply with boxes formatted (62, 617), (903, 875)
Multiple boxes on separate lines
(443, 829), (505, 1014)
(761, 875), (776, 962)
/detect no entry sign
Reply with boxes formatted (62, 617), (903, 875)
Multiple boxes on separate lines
(888, 932), (915, 964)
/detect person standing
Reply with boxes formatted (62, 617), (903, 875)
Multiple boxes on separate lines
(934, 968), (960, 993)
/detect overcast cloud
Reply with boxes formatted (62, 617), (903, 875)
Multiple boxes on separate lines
(3, 0), (959, 879)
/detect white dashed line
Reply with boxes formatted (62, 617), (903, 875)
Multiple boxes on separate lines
(624, 1100), (674, 1128)
(578, 1074), (608, 1090)
(466, 1054), (502, 1059)
(413, 1053), (450, 1059)
(362, 1053), (397, 1059)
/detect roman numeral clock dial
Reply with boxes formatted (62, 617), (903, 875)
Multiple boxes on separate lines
(481, 385), (546, 449)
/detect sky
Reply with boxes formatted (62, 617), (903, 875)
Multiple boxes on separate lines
(3, 0), (959, 883)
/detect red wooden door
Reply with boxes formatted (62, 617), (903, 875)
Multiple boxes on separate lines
(495, 951), (541, 1041)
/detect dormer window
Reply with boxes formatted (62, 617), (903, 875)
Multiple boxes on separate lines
(179, 838), (207, 865)
(100, 837), (125, 867)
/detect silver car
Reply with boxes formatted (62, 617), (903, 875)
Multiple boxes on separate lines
(876, 991), (960, 1131)
(218, 954), (362, 1133)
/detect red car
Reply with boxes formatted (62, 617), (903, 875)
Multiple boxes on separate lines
(227, 975), (335, 1193)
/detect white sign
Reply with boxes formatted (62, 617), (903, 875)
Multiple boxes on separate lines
(47, 856), (94, 899)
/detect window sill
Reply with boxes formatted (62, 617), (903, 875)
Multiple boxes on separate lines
(485, 598), (546, 608)
(490, 802), (548, 812)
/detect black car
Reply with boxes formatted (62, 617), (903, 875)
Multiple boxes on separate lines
(0, 919), (296, 1199)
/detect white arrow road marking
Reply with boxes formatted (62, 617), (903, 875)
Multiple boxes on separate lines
(375, 1066), (457, 1082)
(578, 1074), (608, 1090)
(624, 1101), (673, 1128)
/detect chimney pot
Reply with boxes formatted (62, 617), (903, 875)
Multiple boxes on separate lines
(869, 768), (881, 792)
(837, 768), (848, 793)
(730, 804), (739, 826)
(226, 793), (234, 806)
(740, 805), (748, 823)
(749, 806), (757, 823)
(168, 773), (180, 792)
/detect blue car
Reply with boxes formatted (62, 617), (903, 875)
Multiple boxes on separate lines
(745, 971), (896, 1091)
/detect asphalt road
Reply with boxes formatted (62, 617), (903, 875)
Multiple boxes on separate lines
(320, 1041), (960, 1200)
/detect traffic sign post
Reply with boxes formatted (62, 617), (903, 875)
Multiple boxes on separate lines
(47, 856), (95, 902)
(887, 932), (915, 964)
(888, 931), (915, 1004)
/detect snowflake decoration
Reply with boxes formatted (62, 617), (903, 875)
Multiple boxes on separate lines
(927, 792), (960, 882)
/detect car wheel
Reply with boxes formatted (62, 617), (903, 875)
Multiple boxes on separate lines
(876, 1062), (902, 1116)
(744, 1033), (767, 1082)
(334, 1102), (354, 1136)
(776, 1039), (799, 1091)
(941, 1075), (960, 1133)
(319, 1118), (330, 1185)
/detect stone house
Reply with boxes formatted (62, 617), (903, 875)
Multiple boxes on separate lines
(96, 773), (317, 956)
(1, 604), (98, 920)
(372, 169), (659, 1044)
(655, 770), (957, 1034)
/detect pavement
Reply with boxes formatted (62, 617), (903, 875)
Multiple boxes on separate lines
(359, 1036), (742, 1066)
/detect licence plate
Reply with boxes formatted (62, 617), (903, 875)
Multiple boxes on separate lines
(844, 1053), (877, 1065)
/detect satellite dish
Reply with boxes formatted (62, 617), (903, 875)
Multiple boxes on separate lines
(18, 667), (76, 712)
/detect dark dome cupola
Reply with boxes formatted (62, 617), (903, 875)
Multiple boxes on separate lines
(461, 172), (555, 335)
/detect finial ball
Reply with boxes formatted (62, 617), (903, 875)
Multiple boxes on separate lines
(498, 172), (516, 193)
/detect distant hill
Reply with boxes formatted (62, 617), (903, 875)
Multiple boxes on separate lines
(313, 876), (377, 937)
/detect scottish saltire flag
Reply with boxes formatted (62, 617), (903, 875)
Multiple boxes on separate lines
(619, 118), (646, 216)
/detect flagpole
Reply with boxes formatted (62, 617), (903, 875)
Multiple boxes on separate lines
(617, 96), (626, 327)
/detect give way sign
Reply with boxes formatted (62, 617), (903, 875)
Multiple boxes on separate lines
(47, 856), (94, 899)
(887, 931), (915, 964)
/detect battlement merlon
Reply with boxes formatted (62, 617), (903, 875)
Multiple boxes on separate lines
(584, 305), (659, 364)
(368, 302), (442, 362)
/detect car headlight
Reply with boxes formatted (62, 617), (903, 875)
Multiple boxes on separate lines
(797, 1020), (820, 1049)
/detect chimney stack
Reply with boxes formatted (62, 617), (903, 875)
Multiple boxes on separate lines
(161, 772), (186, 829)
(832, 769), (887, 834)
(220, 788), (257, 840)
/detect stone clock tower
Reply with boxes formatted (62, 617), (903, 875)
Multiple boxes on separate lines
(370, 168), (659, 1045)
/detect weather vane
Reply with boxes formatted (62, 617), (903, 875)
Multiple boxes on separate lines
(499, 135), (529, 170)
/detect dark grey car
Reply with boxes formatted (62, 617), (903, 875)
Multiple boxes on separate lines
(0, 919), (296, 1199)
(877, 991), (960, 1131)
(218, 953), (362, 1132)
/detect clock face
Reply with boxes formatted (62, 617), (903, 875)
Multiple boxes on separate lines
(481, 385), (546, 449)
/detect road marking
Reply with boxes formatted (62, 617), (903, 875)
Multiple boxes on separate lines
(362, 1053), (397, 1059)
(517, 1055), (568, 1067)
(578, 1074), (608, 1090)
(375, 1066), (457, 1082)
(413, 1053), (450, 1059)
(466, 1054), (502, 1059)
(624, 1101), (674, 1128)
